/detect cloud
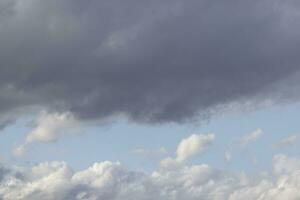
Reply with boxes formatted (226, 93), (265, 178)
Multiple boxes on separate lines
(225, 151), (232, 163)
(13, 111), (80, 156)
(2, 153), (300, 199)
(159, 133), (214, 170)
(24, 112), (77, 144)
(240, 129), (263, 146)
(272, 154), (300, 175)
(274, 134), (300, 148)
(176, 134), (215, 163)
(0, 165), (10, 182)
(2, 133), (300, 200)
(0, 0), (300, 126)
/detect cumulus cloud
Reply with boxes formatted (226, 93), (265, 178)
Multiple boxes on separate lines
(160, 133), (214, 169)
(13, 111), (80, 156)
(2, 133), (300, 200)
(0, 0), (300, 127)
(273, 154), (300, 175)
(24, 112), (76, 144)
(2, 153), (300, 199)
(176, 134), (215, 162)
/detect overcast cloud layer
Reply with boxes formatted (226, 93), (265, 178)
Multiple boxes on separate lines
(1, 0), (300, 126)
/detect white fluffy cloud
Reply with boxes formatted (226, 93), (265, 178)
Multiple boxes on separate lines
(2, 154), (300, 200)
(3, 133), (300, 200)
(160, 133), (215, 169)
(25, 111), (77, 144)
(175, 134), (215, 163)
(13, 111), (80, 156)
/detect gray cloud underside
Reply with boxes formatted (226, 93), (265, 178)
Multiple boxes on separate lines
(1, 0), (300, 125)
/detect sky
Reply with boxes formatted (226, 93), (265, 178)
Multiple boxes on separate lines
(1, 0), (300, 199)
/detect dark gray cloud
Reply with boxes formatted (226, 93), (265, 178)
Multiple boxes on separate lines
(1, 0), (300, 125)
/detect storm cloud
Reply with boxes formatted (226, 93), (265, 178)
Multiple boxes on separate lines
(1, 0), (300, 126)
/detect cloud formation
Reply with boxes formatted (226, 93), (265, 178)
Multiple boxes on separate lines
(160, 133), (214, 169)
(240, 129), (263, 146)
(13, 111), (79, 156)
(25, 112), (76, 144)
(1, 0), (300, 127)
(274, 134), (300, 149)
(175, 134), (215, 162)
(2, 150), (300, 199)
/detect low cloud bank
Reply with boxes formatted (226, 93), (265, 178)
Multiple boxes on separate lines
(2, 133), (300, 200)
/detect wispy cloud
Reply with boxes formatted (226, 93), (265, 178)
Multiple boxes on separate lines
(225, 151), (232, 163)
(274, 134), (300, 149)
(240, 129), (263, 146)
(13, 111), (80, 156)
